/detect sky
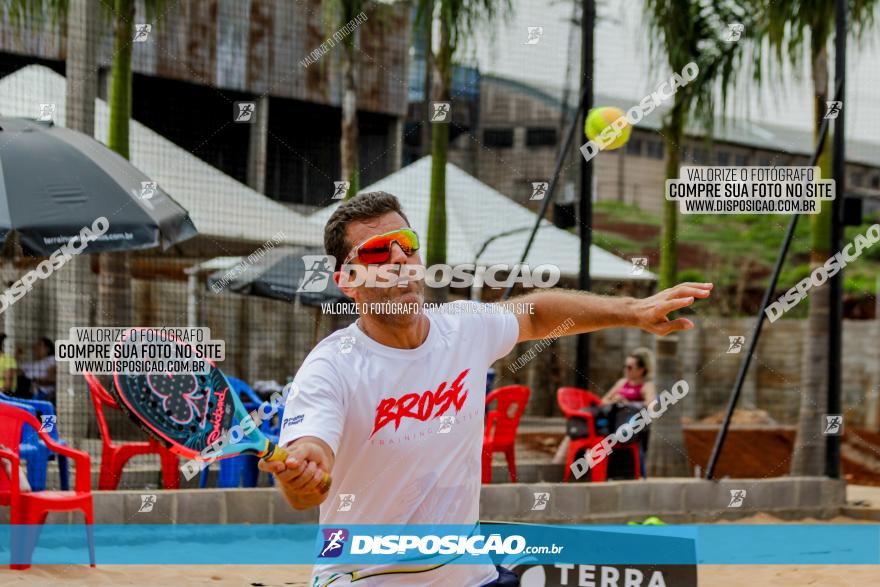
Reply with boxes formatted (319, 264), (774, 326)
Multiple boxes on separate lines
(462, 0), (880, 145)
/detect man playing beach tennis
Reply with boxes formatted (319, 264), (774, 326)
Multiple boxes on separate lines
(259, 191), (712, 586)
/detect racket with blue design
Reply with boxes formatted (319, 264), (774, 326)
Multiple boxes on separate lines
(110, 327), (331, 493)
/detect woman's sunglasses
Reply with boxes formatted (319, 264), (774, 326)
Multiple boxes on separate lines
(343, 228), (420, 265)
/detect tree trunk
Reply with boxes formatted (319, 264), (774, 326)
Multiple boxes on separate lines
(792, 39), (832, 476)
(658, 102), (683, 292)
(97, 253), (133, 327)
(646, 97), (690, 477)
(340, 31), (359, 200)
(425, 7), (451, 304)
(58, 0), (100, 444)
(791, 277), (830, 475)
(734, 258), (751, 313)
(99, 0), (135, 328)
(108, 0), (134, 158)
(246, 96), (270, 193)
(421, 0), (434, 158)
(647, 336), (691, 477)
(66, 0), (98, 134)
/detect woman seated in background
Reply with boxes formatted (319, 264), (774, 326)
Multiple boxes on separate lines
(0, 334), (17, 395)
(20, 337), (57, 402)
(601, 347), (656, 406)
(552, 347), (656, 475)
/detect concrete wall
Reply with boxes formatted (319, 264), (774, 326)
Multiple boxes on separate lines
(5, 267), (876, 437)
(11, 477), (843, 525)
(498, 316), (880, 427)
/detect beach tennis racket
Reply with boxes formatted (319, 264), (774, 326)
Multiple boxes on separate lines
(109, 327), (331, 493)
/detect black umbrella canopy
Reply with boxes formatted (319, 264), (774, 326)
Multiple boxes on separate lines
(207, 246), (350, 307)
(0, 117), (197, 255)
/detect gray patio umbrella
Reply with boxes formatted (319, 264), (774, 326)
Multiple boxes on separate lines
(0, 117), (197, 255)
(206, 246), (350, 308)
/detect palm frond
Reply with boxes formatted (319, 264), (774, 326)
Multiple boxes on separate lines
(643, 0), (756, 138)
(2, 0), (69, 30)
(89, 0), (170, 33)
(441, 0), (513, 55)
(322, 0), (367, 47)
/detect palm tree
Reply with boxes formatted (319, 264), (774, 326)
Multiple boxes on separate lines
(418, 0), (434, 159)
(5, 0), (164, 156)
(106, 0), (136, 157)
(323, 0), (366, 201)
(643, 0), (750, 476)
(100, 0), (135, 325)
(5, 0), (166, 328)
(101, 0), (166, 328)
(746, 0), (878, 476)
(417, 0), (512, 301)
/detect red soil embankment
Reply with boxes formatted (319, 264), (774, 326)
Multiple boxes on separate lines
(520, 427), (880, 485)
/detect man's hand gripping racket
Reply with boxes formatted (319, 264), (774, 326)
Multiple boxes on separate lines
(260, 441), (333, 495)
(108, 327), (331, 495)
(258, 439), (333, 498)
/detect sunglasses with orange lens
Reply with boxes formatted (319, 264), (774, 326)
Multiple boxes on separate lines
(343, 228), (420, 265)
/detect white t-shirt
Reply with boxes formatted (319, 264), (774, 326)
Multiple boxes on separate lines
(279, 301), (520, 587)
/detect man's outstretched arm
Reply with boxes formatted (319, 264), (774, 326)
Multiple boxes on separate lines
(503, 282), (713, 343)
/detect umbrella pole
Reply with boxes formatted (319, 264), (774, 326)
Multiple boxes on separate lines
(3, 235), (28, 370)
(1, 258), (16, 361)
(186, 271), (199, 327)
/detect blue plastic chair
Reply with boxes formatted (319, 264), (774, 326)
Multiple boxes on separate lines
(199, 377), (274, 488)
(0, 398), (43, 489)
(0, 393), (69, 491)
(0, 394), (70, 492)
(229, 377), (264, 408)
(32, 388), (53, 402)
(230, 377), (277, 487)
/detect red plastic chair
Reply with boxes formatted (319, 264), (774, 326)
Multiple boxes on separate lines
(482, 385), (530, 483)
(0, 404), (95, 570)
(83, 373), (180, 490)
(557, 387), (640, 482)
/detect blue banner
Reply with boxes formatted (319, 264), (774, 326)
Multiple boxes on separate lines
(1, 523), (878, 566)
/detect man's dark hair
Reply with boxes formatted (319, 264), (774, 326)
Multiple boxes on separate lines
(39, 337), (54, 356)
(324, 191), (410, 271)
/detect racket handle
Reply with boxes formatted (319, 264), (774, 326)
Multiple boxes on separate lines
(264, 443), (332, 494)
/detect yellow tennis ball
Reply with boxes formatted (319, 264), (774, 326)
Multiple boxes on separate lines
(585, 107), (632, 151)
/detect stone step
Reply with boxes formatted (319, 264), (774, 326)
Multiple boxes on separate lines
(7, 477), (844, 526)
(840, 506), (880, 522)
(39, 461), (560, 490)
(40, 458), (275, 491)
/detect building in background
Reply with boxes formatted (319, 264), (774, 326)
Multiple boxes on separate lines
(447, 74), (880, 218)
(0, 0), (411, 209)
